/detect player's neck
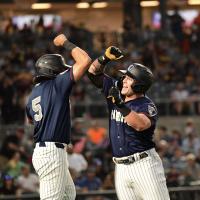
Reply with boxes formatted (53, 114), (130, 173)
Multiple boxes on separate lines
(124, 93), (144, 102)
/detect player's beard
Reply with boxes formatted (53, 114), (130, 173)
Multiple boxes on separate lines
(121, 86), (134, 97)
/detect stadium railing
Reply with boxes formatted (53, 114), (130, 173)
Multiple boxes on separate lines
(0, 187), (200, 200)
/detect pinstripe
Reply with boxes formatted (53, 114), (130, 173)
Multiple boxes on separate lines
(152, 154), (164, 198)
(116, 164), (137, 200)
(126, 165), (135, 200)
(131, 161), (145, 198)
(32, 142), (75, 200)
(114, 148), (170, 200)
(139, 150), (170, 200)
(154, 155), (165, 197)
(121, 165), (131, 200)
(150, 151), (169, 200)
(140, 156), (155, 197)
(148, 154), (161, 199)
(129, 163), (143, 200)
(119, 164), (129, 200)
(142, 152), (161, 199)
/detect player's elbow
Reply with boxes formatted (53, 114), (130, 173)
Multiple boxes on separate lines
(135, 126), (146, 132)
(81, 55), (92, 68)
(85, 57), (92, 67)
(131, 121), (151, 132)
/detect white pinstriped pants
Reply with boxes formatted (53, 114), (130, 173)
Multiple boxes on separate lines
(114, 148), (170, 200)
(32, 142), (76, 200)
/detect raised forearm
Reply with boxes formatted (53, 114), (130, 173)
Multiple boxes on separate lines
(53, 34), (91, 81)
(88, 59), (104, 75)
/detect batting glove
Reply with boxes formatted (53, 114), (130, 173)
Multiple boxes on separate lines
(107, 86), (124, 107)
(105, 46), (123, 60)
(98, 46), (123, 65)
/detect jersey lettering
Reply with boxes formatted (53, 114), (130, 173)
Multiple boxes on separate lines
(111, 109), (124, 122)
(32, 96), (43, 121)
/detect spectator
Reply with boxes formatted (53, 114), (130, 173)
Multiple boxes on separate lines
(86, 120), (107, 150)
(170, 82), (190, 115)
(0, 175), (19, 197)
(5, 152), (25, 179)
(170, 148), (186, 171)
(181, 153), (200, 185)
(16, 165), (39, 194)
(0, 77), (16, 124)
(75, 167), (102, 191)
(0, 127), (27, 162)
(67, 145), (88, 175)
(184, 118), (196, 136)
(182, 132), (200, 155)
(193, 11), (200, 28)
(101, 172), (115, 190)
(169, 6), (184, 42)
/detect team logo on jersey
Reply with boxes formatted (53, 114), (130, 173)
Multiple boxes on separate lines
(148, 104), (157, 117)
(111, 109), (124, 122)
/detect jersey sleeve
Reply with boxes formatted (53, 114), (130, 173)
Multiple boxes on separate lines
(25, 102), (33, 122)
(137, 102), (158, 125)
(102, 74), (117, 97)
(54, 68), (75, 95)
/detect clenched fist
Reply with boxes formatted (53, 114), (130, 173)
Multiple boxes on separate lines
(53, 34), (68, 46)
(107, 86), (124, 107)
(105, 46), (123, 60)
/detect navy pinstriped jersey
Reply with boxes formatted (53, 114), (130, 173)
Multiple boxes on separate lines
(102, 75), (158, 157)
(26, 68), (74, 144)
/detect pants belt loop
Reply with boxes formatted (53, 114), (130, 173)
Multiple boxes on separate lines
(36, 142), (65, 149)
(39, 142), (46, 147)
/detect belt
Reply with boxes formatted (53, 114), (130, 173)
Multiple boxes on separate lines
(113, 152), (148, 165)
(35, 142), (65, 149)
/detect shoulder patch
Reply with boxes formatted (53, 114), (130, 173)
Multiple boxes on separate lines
(148, 104), (157, 117)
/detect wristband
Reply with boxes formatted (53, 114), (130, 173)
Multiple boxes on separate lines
(98, 55), (110, 65)
(63, 40), (77, 51)
(118, 104), (131, 117)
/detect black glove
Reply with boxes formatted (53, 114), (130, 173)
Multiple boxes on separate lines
(115, 75), (125, 91)
(107, 86), (124, 107)
(105, 46), (123, 60)
(108, 86), (131, 116)
(98, 46), (123, 65)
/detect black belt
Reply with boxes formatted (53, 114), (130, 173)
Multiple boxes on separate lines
(37, 142), (65, 149)
(113, 152), (148, 165)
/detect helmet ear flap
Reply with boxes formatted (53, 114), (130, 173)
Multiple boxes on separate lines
(131, 83), (146, 93)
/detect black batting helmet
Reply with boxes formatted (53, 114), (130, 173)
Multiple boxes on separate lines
(120, 63), (154, 93)
(34, 54), (71, 83)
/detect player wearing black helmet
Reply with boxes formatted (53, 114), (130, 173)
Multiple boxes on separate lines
(119, 63), (154, 93)
(26, 34), (91, 200)
(87, 47), (170, 200)
(34, 54), (71, 83)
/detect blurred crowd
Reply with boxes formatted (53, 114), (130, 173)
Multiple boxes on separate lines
(1, 9), (200, 124)
(1, 118), (200, 199)
(0, 6), (200, 199)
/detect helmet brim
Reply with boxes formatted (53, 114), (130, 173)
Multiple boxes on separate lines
(64, 64), (72, 68)
(119, 69), (137, 80)
(119, 70), (127, 74)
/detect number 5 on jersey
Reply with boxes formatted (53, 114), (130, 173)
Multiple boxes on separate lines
(32, 96), (43, 121)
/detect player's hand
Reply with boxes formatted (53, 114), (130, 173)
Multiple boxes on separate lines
(107, 86), (124, 106)
(116, 75), (125, 91)
(53, 34), (68, 46)
(105, 46), (123, 60)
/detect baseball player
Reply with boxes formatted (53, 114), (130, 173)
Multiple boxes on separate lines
(25, 34), (91, 200)
(87, 46), (170, 200)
